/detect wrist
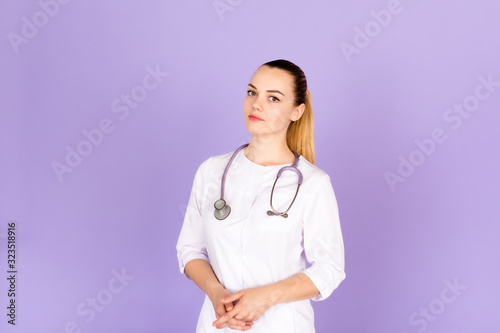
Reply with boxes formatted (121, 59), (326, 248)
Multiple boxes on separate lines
(206, 282), (225, 301)
(264, 284), (283, 307)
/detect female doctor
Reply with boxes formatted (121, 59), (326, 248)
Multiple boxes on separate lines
(176, 59), (346, 332)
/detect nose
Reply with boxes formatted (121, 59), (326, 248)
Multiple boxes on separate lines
(252, 95), (263, 111)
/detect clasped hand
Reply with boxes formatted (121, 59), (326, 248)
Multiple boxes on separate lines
(211, 286), (275, 330)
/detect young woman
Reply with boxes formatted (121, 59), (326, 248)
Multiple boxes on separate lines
(176, 59), (346, 332)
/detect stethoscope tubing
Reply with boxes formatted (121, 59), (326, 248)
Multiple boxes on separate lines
(220, 143), (249, 201)
(214, 143), (303, 220)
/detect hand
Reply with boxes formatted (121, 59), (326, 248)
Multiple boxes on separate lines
(212, 287), (275, 329)
(208, 285), (254, 331)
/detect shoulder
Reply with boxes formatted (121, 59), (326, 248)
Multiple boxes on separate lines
(298, 157), (340, 216)
(194, 150), (235, 176)
(297, 156), (332, 185)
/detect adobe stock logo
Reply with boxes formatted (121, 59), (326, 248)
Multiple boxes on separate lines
(339, 0), (430, 64)
(7, 0), (73, 54)
(312, 234), (342, 262)
(51, 64), (169, 182)
(55, 267), (135, 333)
(339, 0), (404, 63)
(384, 74), (500, 192)
(400, 278), (467, 333)
(212, 0), (243, 21)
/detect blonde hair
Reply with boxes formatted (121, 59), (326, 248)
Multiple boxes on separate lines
(286, 89), (315, 164)
(263, 59), (315, 165)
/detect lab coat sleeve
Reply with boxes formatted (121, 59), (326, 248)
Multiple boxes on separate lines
(176, 159), (210, 278)
(301, 174), (346, 301)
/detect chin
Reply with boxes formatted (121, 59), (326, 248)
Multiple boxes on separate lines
(244, 125), (260, 135)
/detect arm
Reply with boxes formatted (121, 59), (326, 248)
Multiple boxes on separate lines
(300, 174), (346, 301)
(184, 259), (223, 300)
(185, 259), (254, 330)
(177, 160), (253, 330)
(264, 272), (320, 304)
(213, 273), (319, 328)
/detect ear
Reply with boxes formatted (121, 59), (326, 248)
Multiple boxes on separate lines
(290, 103), (305, 122)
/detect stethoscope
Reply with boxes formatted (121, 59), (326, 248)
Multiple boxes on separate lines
(214, 143), (303, 220)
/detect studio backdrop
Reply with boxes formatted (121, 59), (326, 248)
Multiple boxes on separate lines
(1, 0), (499, 332)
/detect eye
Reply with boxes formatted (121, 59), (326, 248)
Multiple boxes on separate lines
(269, 96), (280, 102)
(247, 90), (256, 96)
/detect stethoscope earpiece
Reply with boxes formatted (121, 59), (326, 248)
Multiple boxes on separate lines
(267, 210), (288, 218)
(214, 143), (302, 221)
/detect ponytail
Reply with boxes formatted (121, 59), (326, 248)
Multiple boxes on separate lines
(286, 89), (315, 164)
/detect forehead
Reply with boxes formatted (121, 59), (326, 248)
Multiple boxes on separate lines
(250, 66), (294, 93)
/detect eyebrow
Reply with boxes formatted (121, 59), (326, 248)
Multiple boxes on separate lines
(248, 83), (285, 96)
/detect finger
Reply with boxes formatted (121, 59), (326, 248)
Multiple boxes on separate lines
(214, 305), (226, 317)
(226, 324), (252, 331)
(226, 319), (253, 331)
(228, 318), (251, 328)
(231, 324), (253, 331)
(225, 302), (233, 312)
(221, 292), (242, 304)
(212, 310), (238, 328)
(228, 318), (253, 326)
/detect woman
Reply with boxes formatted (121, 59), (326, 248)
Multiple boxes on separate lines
(176, 59), (346, 332)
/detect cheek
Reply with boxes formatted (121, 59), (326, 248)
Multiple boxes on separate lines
(268, 108), (291, 129)
(243, 98), (252, 114)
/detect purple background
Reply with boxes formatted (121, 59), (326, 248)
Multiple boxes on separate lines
(1, 1), (499, 332)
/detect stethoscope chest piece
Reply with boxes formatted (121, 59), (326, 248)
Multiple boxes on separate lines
(214, 199), (231, 220)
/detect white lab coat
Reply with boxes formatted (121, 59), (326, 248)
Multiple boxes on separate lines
(176, 148), (346, 332)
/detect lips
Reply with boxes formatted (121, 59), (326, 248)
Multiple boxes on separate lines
(249, 114), (264, 121)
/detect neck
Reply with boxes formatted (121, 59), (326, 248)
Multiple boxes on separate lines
(244, 134), (295, 166)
